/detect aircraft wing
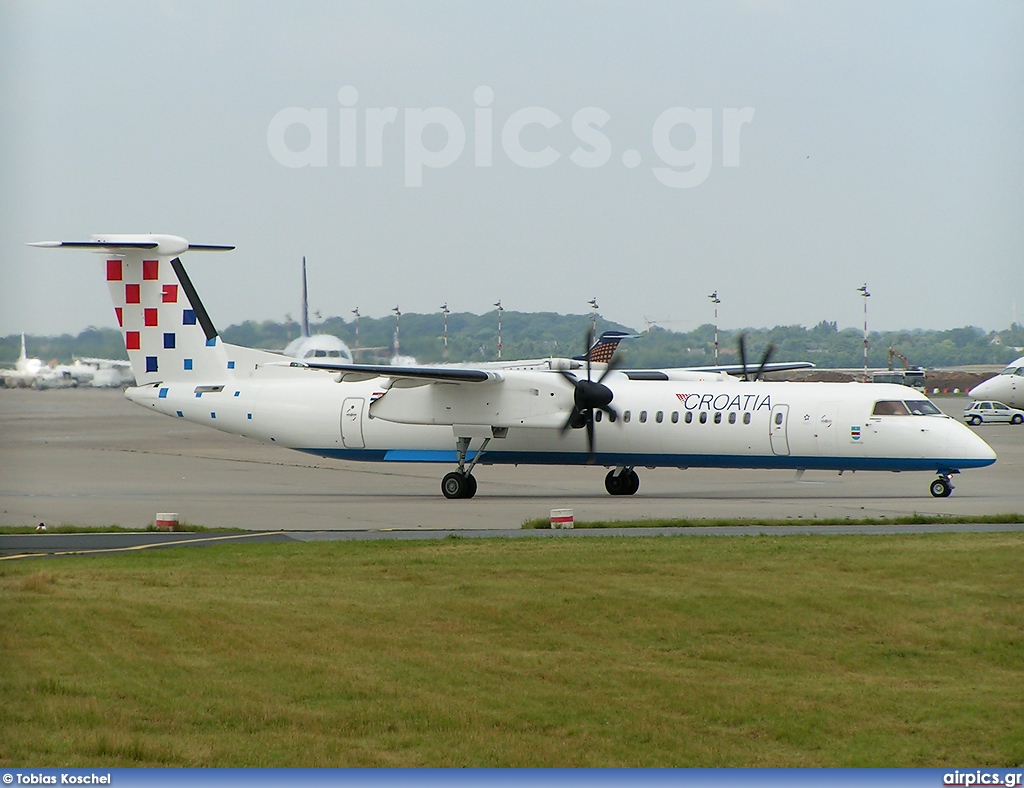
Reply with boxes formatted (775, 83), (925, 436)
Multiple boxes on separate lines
(673, 361), (815, 375)
(287, 360), (501, 384)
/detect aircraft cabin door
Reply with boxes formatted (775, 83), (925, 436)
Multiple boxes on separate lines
(770, 404), (790, 456)
(341, 397), (366, 448)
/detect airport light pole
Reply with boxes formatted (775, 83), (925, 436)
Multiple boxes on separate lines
(440, 303), (450, 362)
(588, 297), (599, 335)
(857, 284), (870, 381)
(392, 305), (401, 360)
(494, 300), (503, 359)
(351, 307), (360, 349)
(709, 291), (721, 366)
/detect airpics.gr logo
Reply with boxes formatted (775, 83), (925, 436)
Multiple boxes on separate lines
(267, 86), (755, 188)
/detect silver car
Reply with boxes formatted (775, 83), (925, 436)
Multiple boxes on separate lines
(963, 400), (1024, 426)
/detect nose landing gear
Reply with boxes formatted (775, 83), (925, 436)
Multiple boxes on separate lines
(929, 474), (954, 498)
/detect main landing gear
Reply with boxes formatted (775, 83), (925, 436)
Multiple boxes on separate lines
(441, 435), (491, 499)
(929, 472), (956, 498)
(605, 467), (640, 496)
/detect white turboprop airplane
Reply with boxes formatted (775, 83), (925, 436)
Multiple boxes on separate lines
(967, 356), (1024, 409)
(30, 235), (997, 499)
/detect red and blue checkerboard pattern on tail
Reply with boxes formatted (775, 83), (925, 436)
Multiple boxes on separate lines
(106, 254), (229, 385)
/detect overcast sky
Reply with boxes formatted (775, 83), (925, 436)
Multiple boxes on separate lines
(2, 1), (1022, 338)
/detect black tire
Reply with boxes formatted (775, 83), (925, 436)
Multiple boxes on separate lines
(465, 474), (478, 499)
(442, 472), (468, 499)
(623, 469), (640, 496)
(1012, 414), (1023, 425)
(930, 478), (952, 498)
(968, 415), (981, 426)
(605, 470), (625, 495)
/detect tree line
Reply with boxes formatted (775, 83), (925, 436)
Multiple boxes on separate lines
(3, 315), (1023, 370)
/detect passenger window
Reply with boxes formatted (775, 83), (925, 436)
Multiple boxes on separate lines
(655, 411), (663, 423)
(774, 412), (784, 426)
(595, 410), (602, 422)
(743, 412), (751, 425)
(714, 412), (722, 424)
(872, 400), (910, 416)
(639, 411), (647, 423)
(729, 412), (737, 424)
(699, 412), (707, 424)
(623, 410), (631, 423)
(685, 411), (693, 424)
(671, 411), (679, 424)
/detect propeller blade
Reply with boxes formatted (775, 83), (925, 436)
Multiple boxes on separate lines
(596, 351), (623, 385)
(754, 343), (777, 381)
(586, 412), (596, 462)
(585, 326), (595, 382)
(738, 332), (750, 381)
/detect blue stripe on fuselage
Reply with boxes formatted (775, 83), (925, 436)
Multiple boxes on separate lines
(294, 448), (994, 473)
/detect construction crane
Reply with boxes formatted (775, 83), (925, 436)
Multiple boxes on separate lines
(873, 346), (926, 389)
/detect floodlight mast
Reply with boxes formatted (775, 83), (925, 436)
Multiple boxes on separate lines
(440, 303), (450, 362)
(857, 284), (871, 380)
(392, 306), (401, 359)
(709, 291), (721, 366)
(494, 300), (503, 359)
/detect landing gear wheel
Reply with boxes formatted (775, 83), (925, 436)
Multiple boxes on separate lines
(604, 470), (624, 496)
(442, 472), (477, 499)
(605, 469), (640, 496)
(930, 477), (953, 498)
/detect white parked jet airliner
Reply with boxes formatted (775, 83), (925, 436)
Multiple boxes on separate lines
(30, 235), (997, 499)
(968, 356), (1024, 409)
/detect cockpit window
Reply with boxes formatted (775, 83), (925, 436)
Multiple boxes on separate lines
(1000, 367), (1023, 376)
(872, 400), (910, 416)
(904, 400), (942, 416)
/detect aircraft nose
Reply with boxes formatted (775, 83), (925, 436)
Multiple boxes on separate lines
(948, 419), (997, 467)
(967, 379), (994, 399)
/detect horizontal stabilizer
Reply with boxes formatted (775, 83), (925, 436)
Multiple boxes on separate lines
(28, 235), (233, 256)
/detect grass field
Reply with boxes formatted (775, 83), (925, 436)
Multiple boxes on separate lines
(2, 533), (1022, 767)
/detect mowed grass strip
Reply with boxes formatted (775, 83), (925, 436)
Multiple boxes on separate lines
(1, 534), (1022, 767)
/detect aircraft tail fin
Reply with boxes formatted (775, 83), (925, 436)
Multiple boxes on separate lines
(300, 256), (310, 338)
(28, 234), (280, 386)
(576, 331), (633, 364)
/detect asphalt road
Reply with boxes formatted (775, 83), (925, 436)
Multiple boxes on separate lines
(2, 387), (1022, 533)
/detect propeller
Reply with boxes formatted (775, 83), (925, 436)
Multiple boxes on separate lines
(558, 328), (621, 461)
(737, 332), (777, 381)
